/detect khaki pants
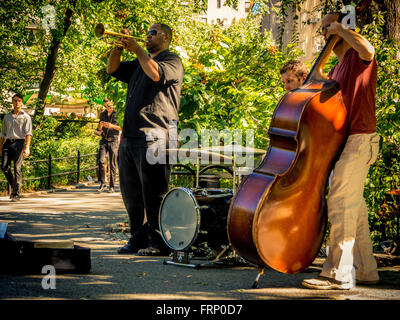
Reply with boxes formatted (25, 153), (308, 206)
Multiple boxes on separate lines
(321, 133), (380, 286)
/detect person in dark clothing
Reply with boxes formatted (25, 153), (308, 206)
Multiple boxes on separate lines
(0, 93), (32, 202)
(107, 23), (184, 256)
(95, 98), (121, 193)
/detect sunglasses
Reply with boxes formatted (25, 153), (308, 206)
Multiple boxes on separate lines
(146, 29), (165, 36)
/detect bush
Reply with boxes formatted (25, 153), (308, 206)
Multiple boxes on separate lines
(361, 12), (400, 243)
(179, 17), (303, 149)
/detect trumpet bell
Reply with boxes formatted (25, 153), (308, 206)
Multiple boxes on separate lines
(94, 23), (144, 42)
(95, 23), (105, 39)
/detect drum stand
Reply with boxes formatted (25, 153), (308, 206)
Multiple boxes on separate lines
(163, 245), (233, 269)
(252, 267), (265, 289)
(163, 246), (266, 288)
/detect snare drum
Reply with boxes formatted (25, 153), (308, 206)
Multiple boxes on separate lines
(159, 188), (233, 251)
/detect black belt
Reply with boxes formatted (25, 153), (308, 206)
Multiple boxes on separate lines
(8, 138), (24, 143)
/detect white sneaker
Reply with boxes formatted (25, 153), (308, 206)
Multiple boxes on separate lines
(302, 276), (353, 290)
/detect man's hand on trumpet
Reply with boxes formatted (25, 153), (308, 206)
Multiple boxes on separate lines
(119, 28), (141, 53)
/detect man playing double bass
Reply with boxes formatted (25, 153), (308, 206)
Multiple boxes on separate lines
(302, 13), (380, 290)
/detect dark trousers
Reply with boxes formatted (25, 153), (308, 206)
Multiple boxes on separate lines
(98, 139), (118, 187)
(118, 138), (171, 249)
(1, 140), (24, 196)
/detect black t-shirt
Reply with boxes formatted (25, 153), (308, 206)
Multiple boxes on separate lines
(99, 109), (119, 141)
(110, 50), (184, 142)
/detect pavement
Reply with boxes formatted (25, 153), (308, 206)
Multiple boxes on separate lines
(0, 183), (400, 313)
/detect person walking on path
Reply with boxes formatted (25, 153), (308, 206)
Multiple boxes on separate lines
(95, 98), (121, 193)
(0, 93), (32, 202)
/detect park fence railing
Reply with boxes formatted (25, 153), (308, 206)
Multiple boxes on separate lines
(0, 151), (203, 194)
(0, 151), (98, 193)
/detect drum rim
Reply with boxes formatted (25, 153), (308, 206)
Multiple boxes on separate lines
(159, 187), (201, 251)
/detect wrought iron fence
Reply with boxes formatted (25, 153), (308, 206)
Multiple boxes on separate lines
(0, 151), (98, 193)
(0, 152), (233, 194)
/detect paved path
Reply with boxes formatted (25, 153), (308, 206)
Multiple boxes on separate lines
(1, 184), (400, 305)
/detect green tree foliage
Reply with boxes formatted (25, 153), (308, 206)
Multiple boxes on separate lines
(0, 0), (46, 102)
(179, 18), (302, 148)
(361, 12), (400, 241)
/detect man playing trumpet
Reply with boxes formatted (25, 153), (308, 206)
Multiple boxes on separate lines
(107, 24), (184, 256)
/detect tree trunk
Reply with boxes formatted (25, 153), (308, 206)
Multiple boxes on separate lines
(378, 0), (400, 58)
(34, 0), (77, 128)
(374, 0), (399, 41)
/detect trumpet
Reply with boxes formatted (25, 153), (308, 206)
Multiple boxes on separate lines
(94, 23), (144, 47)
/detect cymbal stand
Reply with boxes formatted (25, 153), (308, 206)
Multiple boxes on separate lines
(195, 153), (200, 188)
(192, 244), (232, 268)
(232, 156), (237, 194)
(252, 267), (265, 289)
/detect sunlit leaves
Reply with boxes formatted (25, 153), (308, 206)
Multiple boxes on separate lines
(359, 11), (400, 242)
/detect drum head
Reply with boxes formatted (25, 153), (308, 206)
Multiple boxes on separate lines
(159, 188), (200, 251)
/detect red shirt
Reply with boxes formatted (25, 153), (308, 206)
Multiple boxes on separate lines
(329, 48), (377, 135)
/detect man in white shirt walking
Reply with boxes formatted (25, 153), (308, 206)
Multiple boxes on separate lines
(0, 93), (32, 201)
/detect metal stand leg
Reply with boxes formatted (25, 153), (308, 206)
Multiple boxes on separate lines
(194, 245), (231, 268)
(163, 245), (233, 269)
(195, 154), (200, 188)
(163, 259), (201, 269)
(252, 267), (265, 289)
(232, 157), (236, 194)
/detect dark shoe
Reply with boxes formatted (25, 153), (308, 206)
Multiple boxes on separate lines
(117, 240), (142, 254)
(98, 184), (107, 192)
(137, 246), (169, 256)
(10, 194), (20, 202)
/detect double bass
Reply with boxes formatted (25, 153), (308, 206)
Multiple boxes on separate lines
(227, 13), (353, 274)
